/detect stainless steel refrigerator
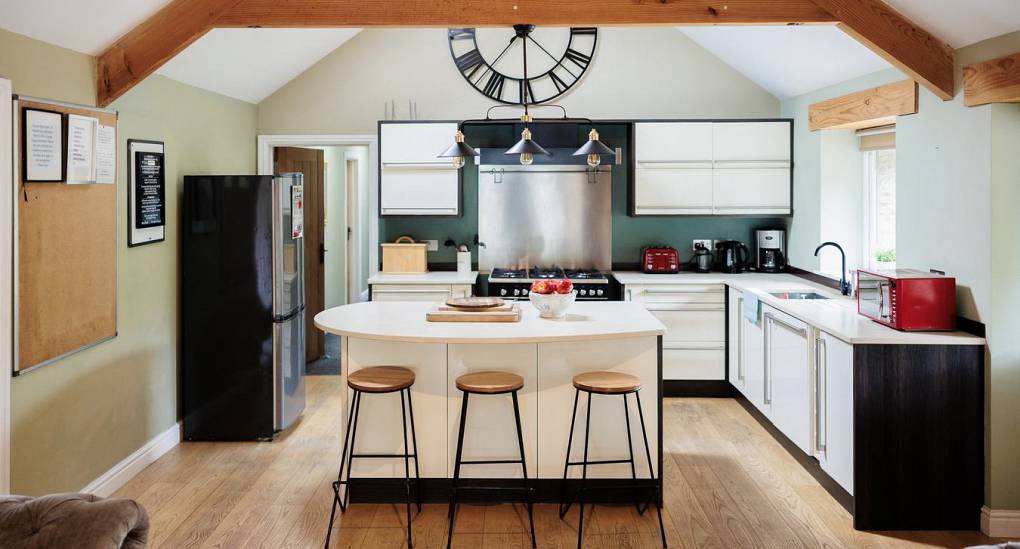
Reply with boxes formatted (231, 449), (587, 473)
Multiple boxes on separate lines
(181, 173), (306, 440)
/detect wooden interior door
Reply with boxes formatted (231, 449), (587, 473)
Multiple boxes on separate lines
(275, 146), (325, 362)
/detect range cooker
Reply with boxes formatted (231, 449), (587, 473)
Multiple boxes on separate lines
(487, 267), (611, 300)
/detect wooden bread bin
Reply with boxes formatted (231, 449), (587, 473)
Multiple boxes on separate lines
(382, 235), (428, 273)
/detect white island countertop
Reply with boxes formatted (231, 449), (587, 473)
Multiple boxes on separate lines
(314, 301), (665, 344)
(368, 271), (478, 285)
(613, 271), (985, 346)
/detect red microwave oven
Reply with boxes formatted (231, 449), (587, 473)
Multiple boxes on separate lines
(856, 269), (956, 331)
(642, 246), (680, 273)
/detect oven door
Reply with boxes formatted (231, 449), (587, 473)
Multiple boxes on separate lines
(858, 273), (893, 323)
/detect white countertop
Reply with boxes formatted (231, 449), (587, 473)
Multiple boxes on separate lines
(314, 301), (665, 344)
(612, 271), (985, 346)
(368, 271), (478, 285)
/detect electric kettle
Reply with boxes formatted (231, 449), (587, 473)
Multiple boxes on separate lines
(715, 240), (750, 273)
(691, 243), (713, 273)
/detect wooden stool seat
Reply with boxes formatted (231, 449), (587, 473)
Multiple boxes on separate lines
(347, 366), (415, 393)
(572, 371), (641, 394)
(455, 371), (524, 394)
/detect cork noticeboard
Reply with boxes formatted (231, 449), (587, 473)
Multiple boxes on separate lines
(14, 97), (118, 373)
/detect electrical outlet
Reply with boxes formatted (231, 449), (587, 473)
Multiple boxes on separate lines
(693, 239), (712, 251)
(424, 239), (439, 252)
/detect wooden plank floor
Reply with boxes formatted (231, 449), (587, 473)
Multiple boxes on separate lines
(115, 376), (1005, 548)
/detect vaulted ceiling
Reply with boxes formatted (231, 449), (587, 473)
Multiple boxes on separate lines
(1, 0), (1017, 105)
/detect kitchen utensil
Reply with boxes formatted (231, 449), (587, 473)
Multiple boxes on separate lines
(382, 235), (428, 273)
(691, 243), (713, 273)
(426, 302), (521, 322)
(446, 296), (504, 309)
(715, 240), (749, 273)
(529, 291), (576, 319)
(642, 246), (680, 273)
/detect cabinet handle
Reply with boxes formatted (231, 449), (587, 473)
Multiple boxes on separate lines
(736, 297), (744, 381)
(372, 289), (451, 295)
(763, 312), (807, 337)
(645, 305), (725, 312)
(642, 288), (723, 294)
(382, 161), (456, 169)
(815, 337), (827, 454)
(763, 317), (772, 405)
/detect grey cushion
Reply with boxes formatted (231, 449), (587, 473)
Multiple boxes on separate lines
(0, 493), (148, 549)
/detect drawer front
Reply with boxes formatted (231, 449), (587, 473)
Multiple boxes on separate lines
(371, 284), (452, 302)
(662, 348), (725, 380)
(381, 169), (459, 215)
(649, 308), (725, 343)
(628, 285), (725, 305)
(713, 167), (791, 213)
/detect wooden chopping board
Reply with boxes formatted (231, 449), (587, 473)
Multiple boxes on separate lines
(427, 302), (521, 322)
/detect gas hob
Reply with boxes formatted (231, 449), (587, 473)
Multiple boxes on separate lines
(487, 267), (610, 300)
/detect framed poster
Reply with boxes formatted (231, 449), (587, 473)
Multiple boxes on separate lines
(127, 139), (165, 247)
(21, 108), (64, 182)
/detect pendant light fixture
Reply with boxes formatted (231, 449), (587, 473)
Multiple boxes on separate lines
(437, 130), (478, 168)
(439, 24), (606, 168)
(572, 128), (615, 167)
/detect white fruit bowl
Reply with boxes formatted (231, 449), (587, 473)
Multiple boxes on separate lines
(529, 291), (576, 319)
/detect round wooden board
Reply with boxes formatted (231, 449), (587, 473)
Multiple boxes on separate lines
(446, 296), (505, 309)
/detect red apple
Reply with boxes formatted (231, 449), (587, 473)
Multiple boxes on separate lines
(531, 280), (553, 294)
(555, 278), (574, 294)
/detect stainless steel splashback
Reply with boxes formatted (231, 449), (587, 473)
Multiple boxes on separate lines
(478, 164), (612, 271)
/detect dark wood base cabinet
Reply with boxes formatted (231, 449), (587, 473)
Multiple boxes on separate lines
(737, 343), (984, 531)
(852, 344), (984, 530)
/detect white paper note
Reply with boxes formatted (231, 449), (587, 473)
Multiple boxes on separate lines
(95, 124), (116, 184)
(24, 109), (63, 181)
(66, 114), (98, 184)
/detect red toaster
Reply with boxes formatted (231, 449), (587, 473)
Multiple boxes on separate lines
(642, 246), (680, 274)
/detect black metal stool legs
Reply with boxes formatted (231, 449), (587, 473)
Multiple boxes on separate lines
(636, 391), (667, 548)
(558, 389), (666, 549)
(324, 387), (420, 549)
(447, 389), (536, 549)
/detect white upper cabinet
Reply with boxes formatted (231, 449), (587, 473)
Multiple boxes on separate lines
(635, 122), (713, 164)
(632, 120), (792, 216)
(712, 121), (791, 163)
(381, 122), (458, 165)
(380, 122), (460, 216)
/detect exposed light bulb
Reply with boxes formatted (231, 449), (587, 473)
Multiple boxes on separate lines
(587, 153), (600, 168)
(519, 152), (534, 166)
(452, 156), (466, 169)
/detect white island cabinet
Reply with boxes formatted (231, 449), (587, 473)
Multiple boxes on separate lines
(314, 301), (665, 492)
(379, 122), (460, 216)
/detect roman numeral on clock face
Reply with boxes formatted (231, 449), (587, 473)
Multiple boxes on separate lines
(448, 28), (475, 40)
(483, 72), (506, 100)
(455, 49), (484, 78)
(564, 48), (592, 70)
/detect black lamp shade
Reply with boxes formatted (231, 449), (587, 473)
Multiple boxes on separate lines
(505, 137), (550, 156)
(438, 141), (478, 158)
(572, 139), (615, 156)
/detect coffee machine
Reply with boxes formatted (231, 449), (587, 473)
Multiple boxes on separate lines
(755, 229), (787, 272)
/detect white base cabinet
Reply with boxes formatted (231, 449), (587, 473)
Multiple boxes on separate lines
(763, 305), (812, 454)
(370, 283), (471, 302)
(816, 330), (854, 494)
(625, 284), (725, 380)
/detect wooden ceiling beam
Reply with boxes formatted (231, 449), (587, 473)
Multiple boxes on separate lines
(808, 79), (917, 131)
(95, 0), (245, 107)
(807, 0), (954, 100)
(213, 0), (838, 27)
(963, 52), (1020, 107)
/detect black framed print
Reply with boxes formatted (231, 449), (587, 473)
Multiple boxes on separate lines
(22, 108), (64, 182)
(127, 139), (166, 247)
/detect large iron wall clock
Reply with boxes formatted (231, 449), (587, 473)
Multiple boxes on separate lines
(448, 25), (598, 105)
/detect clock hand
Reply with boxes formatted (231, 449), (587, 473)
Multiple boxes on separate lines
(473, 35), (518, 86)
(528, 36), (579, 79)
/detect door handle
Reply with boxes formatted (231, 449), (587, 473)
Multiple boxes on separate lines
(763, 317), (772, 405)
(319, 243), (326, 264)
(815, 337), (827, 454)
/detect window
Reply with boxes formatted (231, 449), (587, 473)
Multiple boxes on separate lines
(862, 144), (896, 271)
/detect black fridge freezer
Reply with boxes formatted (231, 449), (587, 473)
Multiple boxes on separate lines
(181, 174), (306, 440)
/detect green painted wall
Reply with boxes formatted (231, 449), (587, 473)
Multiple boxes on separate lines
(381, 123), (783, 266)
(0, 29), (257, 495)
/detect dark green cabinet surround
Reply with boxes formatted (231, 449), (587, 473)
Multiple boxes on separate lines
(380, 123), (784, 267)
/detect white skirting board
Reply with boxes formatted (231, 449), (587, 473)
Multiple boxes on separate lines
(81, 422), (181, 497)
(982, 506), (1020, 538)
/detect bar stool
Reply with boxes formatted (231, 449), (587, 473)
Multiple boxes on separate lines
(324, 366), (421, 549)
(447, 371), (536, 549)
(559, 371), (666, 549)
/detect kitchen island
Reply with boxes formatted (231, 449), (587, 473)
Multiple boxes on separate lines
(314, 301), (666, 502)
